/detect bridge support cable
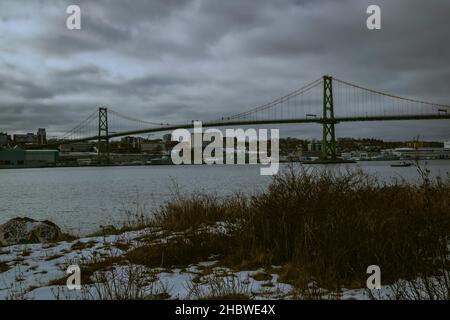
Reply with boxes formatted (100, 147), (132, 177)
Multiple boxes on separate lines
(60, 110), (98, 141)
(221, 77), (323, 122)
(108, 109), (169, 127)
(333, 77), (450, 117)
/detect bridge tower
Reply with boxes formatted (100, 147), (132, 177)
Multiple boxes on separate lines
(322, 75), (336, 160)
(97, 107), (110, 164)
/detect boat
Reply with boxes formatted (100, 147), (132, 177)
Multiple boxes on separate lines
(390, 161), (412, 167)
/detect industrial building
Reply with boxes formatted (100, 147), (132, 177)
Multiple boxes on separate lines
(0, 146), (58, 168)
(13, 133), (36, 144)
(12, 128), (47, 145)
(392, 147), (450, 159)
(59, 142), (95, 153)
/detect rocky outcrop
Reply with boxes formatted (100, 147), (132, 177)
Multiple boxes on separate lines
(0, 217), (62, 246)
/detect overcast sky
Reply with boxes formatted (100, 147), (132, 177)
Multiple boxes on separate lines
(0, 0), (449, 141)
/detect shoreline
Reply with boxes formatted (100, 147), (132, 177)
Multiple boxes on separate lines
(1, 165), (449, 300)
(2, 158), (450, 170)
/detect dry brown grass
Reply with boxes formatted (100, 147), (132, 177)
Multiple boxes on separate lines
(147, 164), (450, 290)
(71, 240), (97, 251)
(125, 232), (232, 268)
(151, 193), (248, 232)
(186, 270), (251, 300)
(83, 265), (171, 300)
(237, 166), (450, 288)
(0, 261), (10, 273)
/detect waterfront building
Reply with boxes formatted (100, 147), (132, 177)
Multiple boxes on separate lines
(393, 147), (450, 159)
(340, 151), (371, 161)
(0, 146), (58, 168)
(0, 146), (25, 166)
(59, 142), (95, 153)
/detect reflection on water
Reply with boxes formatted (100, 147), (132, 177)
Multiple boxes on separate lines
(1, 161), (449, 235)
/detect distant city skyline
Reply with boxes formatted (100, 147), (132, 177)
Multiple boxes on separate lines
(1, 0), (449, 141)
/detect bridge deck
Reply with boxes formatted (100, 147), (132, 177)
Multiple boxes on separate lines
(39, 114), (450, 147)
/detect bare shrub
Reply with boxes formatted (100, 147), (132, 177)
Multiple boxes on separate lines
(151, 164), (450, 292)
(82, 265), (171, 300)
(186, 270), (251, 300)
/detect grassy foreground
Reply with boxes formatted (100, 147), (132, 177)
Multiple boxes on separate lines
(123, 164), (450, 295)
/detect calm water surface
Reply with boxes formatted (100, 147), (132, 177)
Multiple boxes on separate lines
(1, 161), (449, 235)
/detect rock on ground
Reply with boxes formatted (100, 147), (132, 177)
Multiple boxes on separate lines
(0, 217), (62, 246)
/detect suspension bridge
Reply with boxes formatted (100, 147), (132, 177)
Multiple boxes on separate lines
(41, 75), (450, 163)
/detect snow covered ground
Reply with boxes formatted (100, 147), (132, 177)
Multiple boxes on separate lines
(0, 228), (150, 299)
(1, 225), (446, 300)
(0, 227), (298, 300)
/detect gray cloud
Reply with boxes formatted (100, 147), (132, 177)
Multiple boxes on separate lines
(0, 0), (449, 141)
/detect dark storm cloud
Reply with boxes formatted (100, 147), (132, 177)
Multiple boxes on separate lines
(0, 0), (449, 140)
(0, 75), (54, 100)
(34, 12), (133, 56)
(0, 101), (95, 135)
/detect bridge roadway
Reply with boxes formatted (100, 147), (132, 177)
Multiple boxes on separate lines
(41, 114), (450, 148)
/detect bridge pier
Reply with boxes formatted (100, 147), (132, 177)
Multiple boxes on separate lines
(322, 75), (337, 160)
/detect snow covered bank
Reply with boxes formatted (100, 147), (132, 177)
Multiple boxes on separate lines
(1, 221), (448, 300)
(0, 226), (296, 300)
